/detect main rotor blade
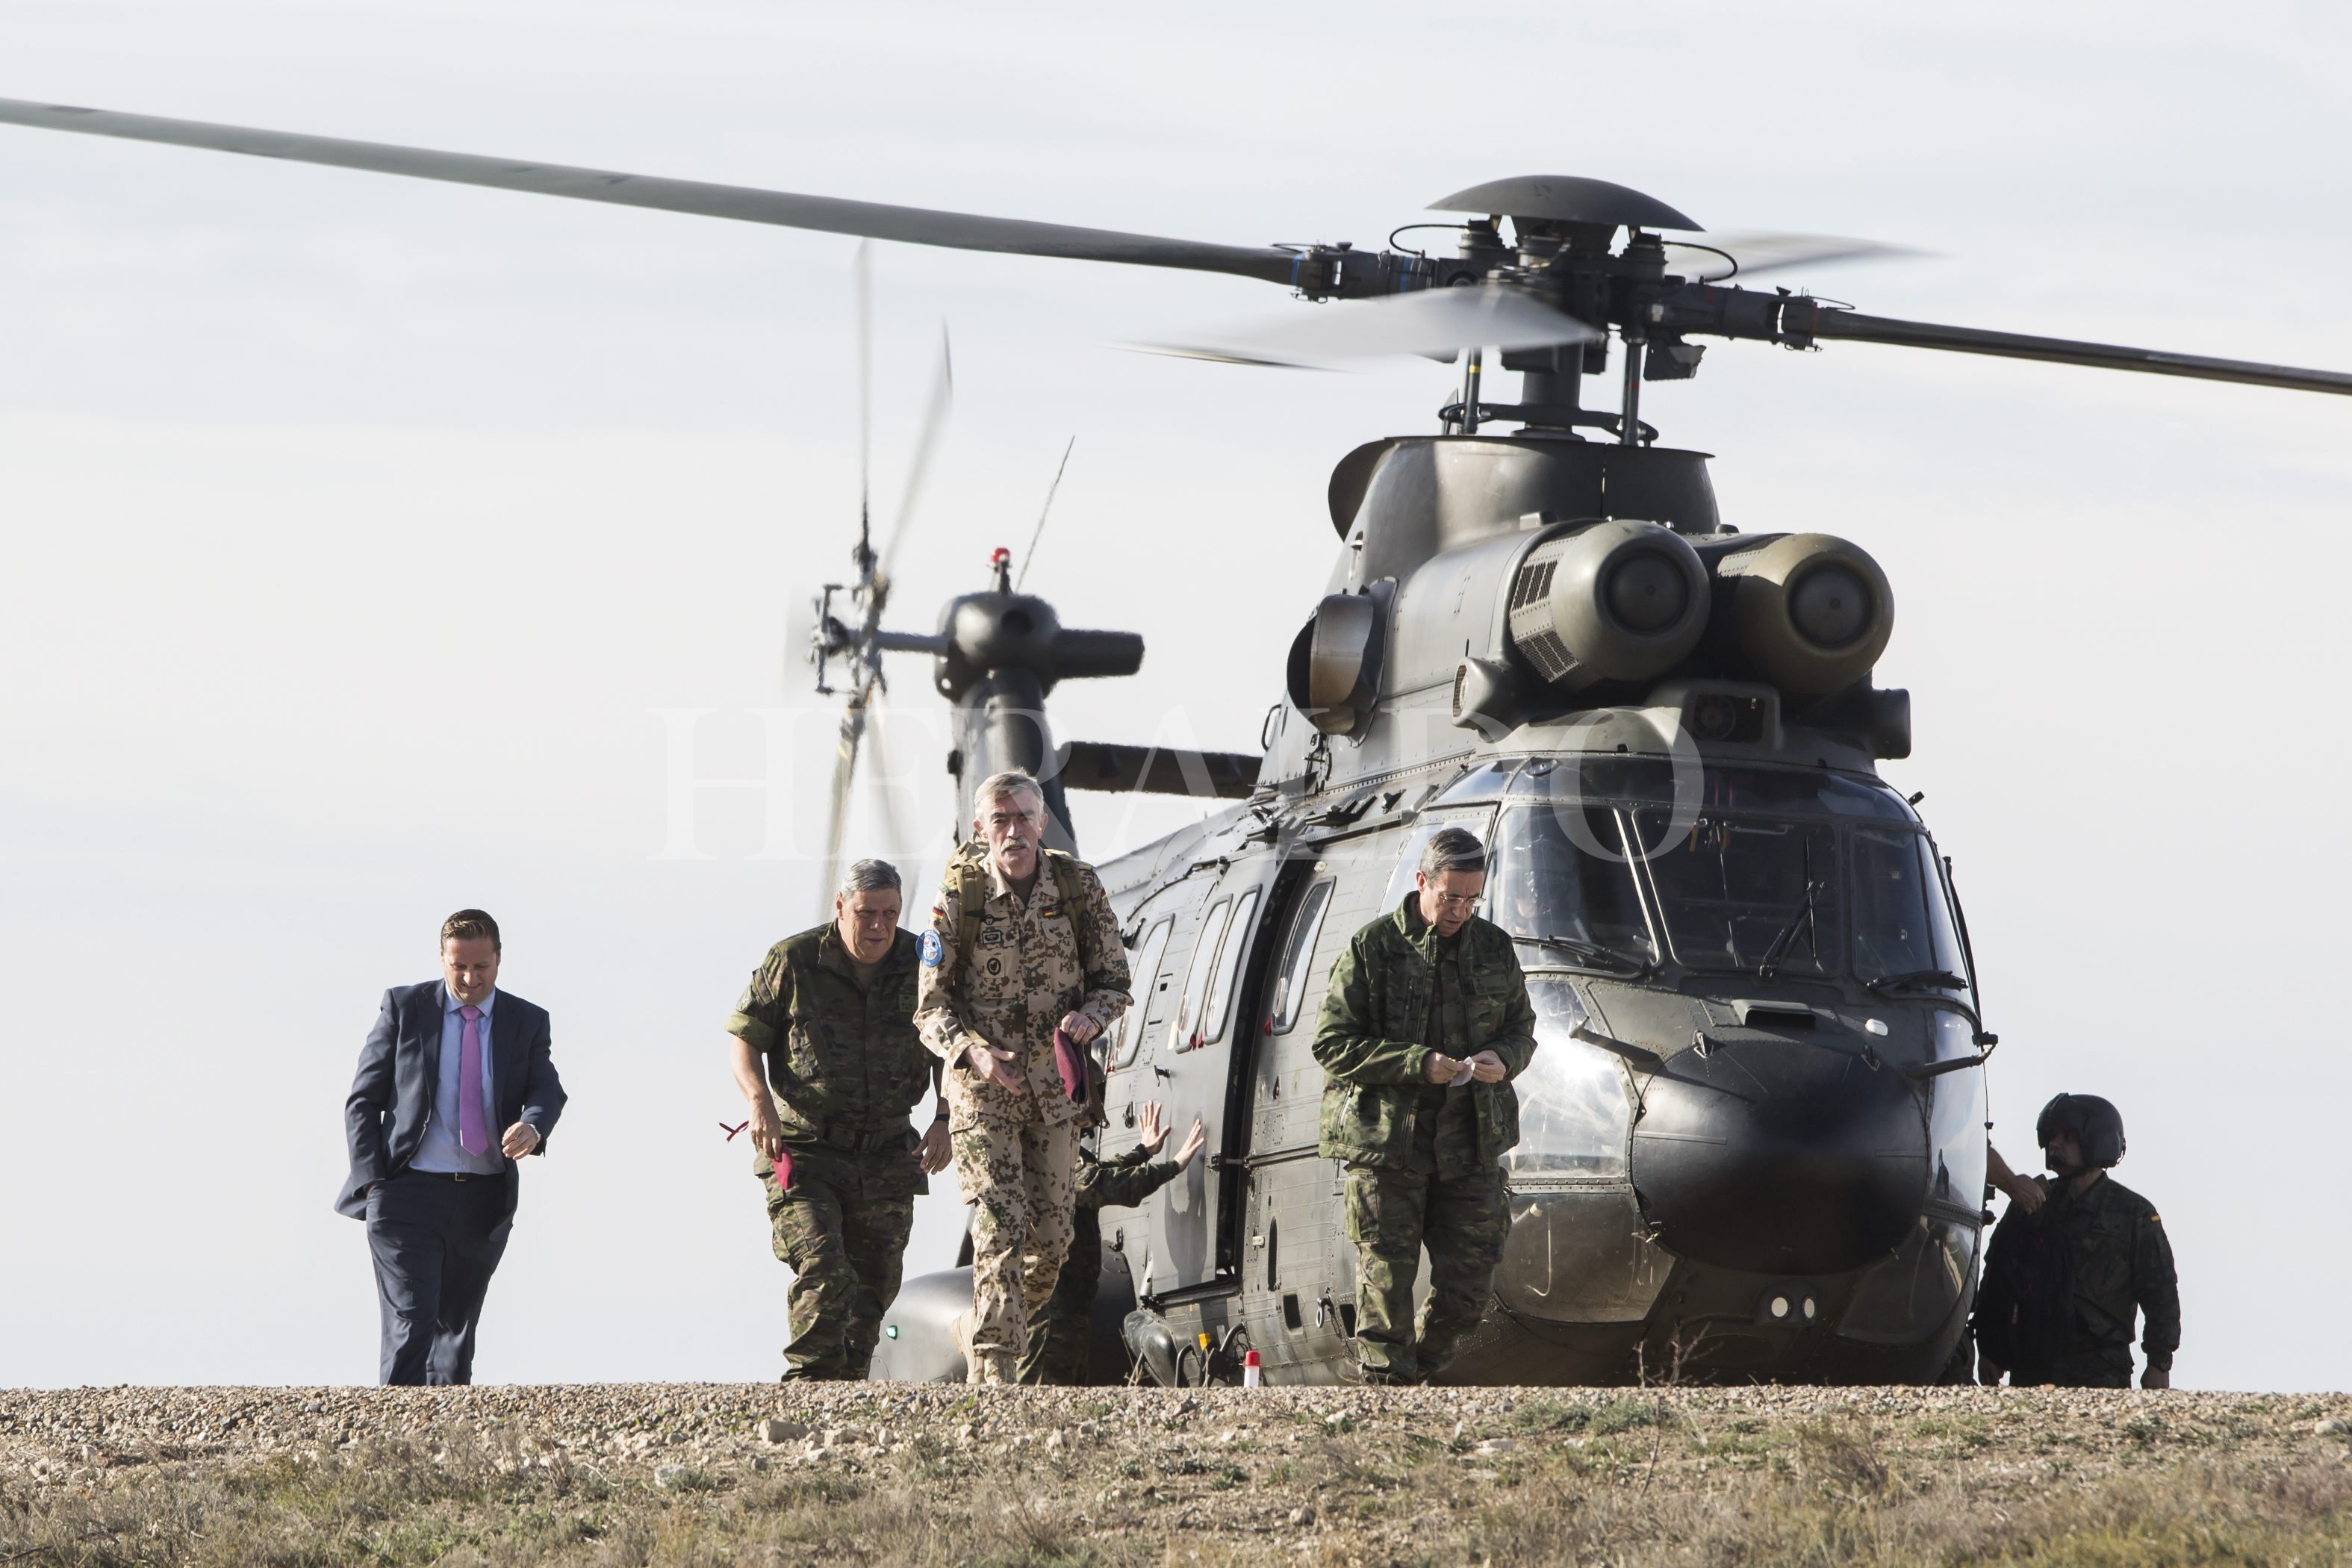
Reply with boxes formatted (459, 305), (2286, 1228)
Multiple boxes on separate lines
(818, 693), (869, 921)
(1796, 305), (2352, 396)
(876, 328), (953, 584)
(1664, 231), (1920, 284)
(862, 688), (914, 866)
(1137, 281), (1599, 369)
(0, 96), (1302, 285)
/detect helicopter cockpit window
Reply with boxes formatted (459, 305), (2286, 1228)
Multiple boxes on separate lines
(1636, 811), (1845, 977)
(1849, 827), (1935, 982)
(1380, 812), (1496, 917)
(1849, 828), (1976, 1000)
(1267, 878), (1336, 1036)
(1201, 886), (1263, 1046)
(1499, 979), (1630, 1180)
(1112, 917), (1174, 1069)
(1431, 758), (1519, 806)
(1487, 803), (1656, 972)
(1511, 756), (1913, 824)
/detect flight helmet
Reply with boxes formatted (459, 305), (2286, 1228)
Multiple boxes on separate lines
(2035, 1092), (2126, 1169)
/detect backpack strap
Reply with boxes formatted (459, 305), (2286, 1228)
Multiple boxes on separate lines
(1044, 849), (1117, 987)
(955, 855), (987, 972)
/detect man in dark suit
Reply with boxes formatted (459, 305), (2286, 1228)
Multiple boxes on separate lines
(337, 909), (567, 1385)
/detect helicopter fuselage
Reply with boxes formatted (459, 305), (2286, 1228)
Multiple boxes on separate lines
(879, 433), (1988, 1387)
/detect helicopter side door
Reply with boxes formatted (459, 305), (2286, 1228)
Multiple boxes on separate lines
(1133, 850), (1284, 1298)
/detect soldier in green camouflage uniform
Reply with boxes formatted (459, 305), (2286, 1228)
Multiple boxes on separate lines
(917, 771), (1131, 1384)
(725, 859), (949, 1381)
(1019, 1099), (1206, 1385)
(1313, 827), (1537, 1385)
(1976, 1093), (2180, 1390)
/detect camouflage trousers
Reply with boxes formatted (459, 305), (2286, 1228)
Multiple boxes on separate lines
(953, 1112), (1080, 1364)
(1018, 1207), (1105, 1386)
(760, 1145), (918, 1381)
(1343, 1160), (1510, 1381)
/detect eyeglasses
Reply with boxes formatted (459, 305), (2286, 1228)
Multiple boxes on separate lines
(1428, 892), (1479, 911)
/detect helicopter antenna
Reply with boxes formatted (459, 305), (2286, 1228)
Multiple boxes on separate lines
(1014, 435), (1076, 593)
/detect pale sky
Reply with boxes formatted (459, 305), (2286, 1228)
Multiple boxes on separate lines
(2, 0), (2347, 1391)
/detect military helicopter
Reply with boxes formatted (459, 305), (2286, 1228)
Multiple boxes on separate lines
(5, 98), (2347, 1387)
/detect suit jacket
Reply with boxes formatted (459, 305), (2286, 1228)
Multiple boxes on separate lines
(336, 980), (567, 1219)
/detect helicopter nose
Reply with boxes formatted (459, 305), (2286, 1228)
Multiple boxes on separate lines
(1629, 1031), (1927, 1276)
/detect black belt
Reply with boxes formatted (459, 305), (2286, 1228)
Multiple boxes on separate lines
(782, 1124), (908, 1154)
(408, 1168), (501, 1182)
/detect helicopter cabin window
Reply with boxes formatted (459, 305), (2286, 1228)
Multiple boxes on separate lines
(1172, 897), (1231, 1052)
(1499, 979), (1630, 1180)
(1381, 812), (1496, 917)
(1112, 917), (1175, 1069)
(1487, 801), (1656, 972)
(1267, 878), (1337, 1035)
(1201, 886), (1262, 1046)
(1636, 811), (1844, 977)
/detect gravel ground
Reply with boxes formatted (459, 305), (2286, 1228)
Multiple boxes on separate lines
(4, 1382), (2350, 1564)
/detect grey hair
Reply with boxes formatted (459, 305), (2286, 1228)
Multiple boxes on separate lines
(837, 858), (903, 900)
(1419, 827), (1488, 879)
(974, 769), (1046, 814)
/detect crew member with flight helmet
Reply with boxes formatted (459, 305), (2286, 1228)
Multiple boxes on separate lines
(1313, 826), (1538, 1385)
(917, 769), (1132, 1386)
(1974, 1092), (2180, 1390)
(725, 859), (951, 1381)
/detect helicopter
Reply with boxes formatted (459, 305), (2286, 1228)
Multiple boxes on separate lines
(4, 97), (2347, 1387)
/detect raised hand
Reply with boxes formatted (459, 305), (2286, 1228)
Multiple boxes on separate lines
(1171, 1115), (1207, 1169)
(1136, 1101), (1169, 1154)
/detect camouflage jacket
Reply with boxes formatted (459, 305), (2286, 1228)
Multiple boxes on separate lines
(1313, 900), (1537, 1171)
(916, 847), (1131, 1130)
(725, 923), (935, 1163)
(2044, 1172), (2181, 1373)
(1078, 1142), (1183, 1213)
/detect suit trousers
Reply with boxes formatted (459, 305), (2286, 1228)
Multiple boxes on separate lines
(366, 1168), (514, 1385)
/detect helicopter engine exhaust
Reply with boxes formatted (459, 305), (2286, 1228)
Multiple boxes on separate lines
(1712, 533), (1895, 695)
(1504, 520), (1711, 692)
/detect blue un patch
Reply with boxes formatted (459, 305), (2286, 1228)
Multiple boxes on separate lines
(918, 930), (944, 968)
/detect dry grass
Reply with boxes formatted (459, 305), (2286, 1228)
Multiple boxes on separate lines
(4, 1387), (2348, 1567)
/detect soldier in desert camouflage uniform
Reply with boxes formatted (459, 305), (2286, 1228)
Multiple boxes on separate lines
(916, 770), (1130, 1385)
(1019, 1098), (1206, 1386)
(1313, 827), (1537, 1385)
(725, 859), (951, 1381)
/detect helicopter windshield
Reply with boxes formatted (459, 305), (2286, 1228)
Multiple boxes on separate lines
(1487, 802), (1657, 971)
(1493, 759), (1968, 989)
(1637, 811), (1844, 977)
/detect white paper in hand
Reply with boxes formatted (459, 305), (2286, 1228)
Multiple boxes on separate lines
(1448, 1061), (1475, 1088)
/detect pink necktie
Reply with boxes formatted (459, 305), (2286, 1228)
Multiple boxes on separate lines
(458, 1004), (490, 1157)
